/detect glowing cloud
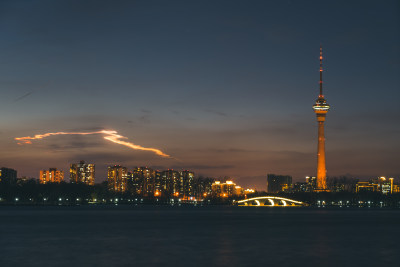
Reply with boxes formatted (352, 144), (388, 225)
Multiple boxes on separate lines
(15, 130), (171, 158)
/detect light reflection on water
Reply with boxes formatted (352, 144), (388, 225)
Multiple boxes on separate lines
(0, 206), (398, 267)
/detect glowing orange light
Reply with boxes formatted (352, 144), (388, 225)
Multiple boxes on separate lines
(15, 130), (171, 158)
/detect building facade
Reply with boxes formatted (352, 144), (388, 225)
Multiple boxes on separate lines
(179, 170), (194, 198)
(126, 168), (197, 198)
(70, 160), (95, 185)
(193, 177), (214, 199)
(127, 167), (156, 196)
(356, 177), (396, 194)
(160, 169), (181, 197)
(211, 180), (243, 197)
(108, 165), (128, 192)
(39, 168), (64, 184)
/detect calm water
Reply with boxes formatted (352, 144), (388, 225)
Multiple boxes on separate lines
(0, 206), (399, 267)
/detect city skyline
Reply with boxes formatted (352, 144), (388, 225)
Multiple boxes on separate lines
(1, 1), (399, 190)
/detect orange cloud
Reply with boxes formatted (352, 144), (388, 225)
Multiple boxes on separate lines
(15, 130), (171, 158)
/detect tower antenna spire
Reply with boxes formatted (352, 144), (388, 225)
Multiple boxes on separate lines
(319, 45), (323, 96)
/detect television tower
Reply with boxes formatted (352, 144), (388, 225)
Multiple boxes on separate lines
(312, 45), (330, 191)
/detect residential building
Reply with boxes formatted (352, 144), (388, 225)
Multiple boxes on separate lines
(39, 168), (64, 184)
(108, 165), (128, 192)
(70, 160), (95, 185)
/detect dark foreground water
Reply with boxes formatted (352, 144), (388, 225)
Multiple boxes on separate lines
(0, 206), (399, 267)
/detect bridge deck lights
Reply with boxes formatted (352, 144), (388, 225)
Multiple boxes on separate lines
(236, 196), (307, 207)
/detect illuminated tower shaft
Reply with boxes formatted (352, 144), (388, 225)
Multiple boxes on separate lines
(316, 110), (327, 189)
(313, 46), (330, 191)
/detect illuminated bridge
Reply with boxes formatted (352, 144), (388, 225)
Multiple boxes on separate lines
(236, 196), (307, 207)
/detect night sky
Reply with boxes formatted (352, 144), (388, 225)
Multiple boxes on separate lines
(1, 0), (399, 190)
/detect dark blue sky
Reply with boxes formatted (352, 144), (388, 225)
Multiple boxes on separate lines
(0, 0), (399, 189)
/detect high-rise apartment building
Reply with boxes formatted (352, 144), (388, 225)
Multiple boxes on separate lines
(127, 171), (143, 195)
(39, 168), (64, 184)
(70, 160), (95, 185)
(179, 170), (194, 197)
(108, 165), (128, 192)
(142, 167), (156, 196)
(126, 168), (196, 197)
(128, 167), (156, 196)
(193, 177), (214, 198)
(160, 169), (181, 196)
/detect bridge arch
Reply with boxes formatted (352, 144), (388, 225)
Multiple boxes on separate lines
(236, 196), (306, 207)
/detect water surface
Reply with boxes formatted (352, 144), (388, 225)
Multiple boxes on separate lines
(0, 206), (398, 266)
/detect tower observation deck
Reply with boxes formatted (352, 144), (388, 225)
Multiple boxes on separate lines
(312, 46), (330, 191)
